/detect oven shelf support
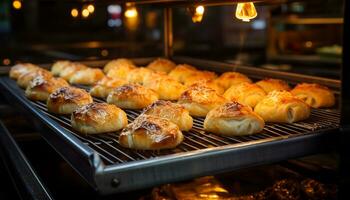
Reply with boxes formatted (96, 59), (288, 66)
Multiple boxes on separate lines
(163, 7), (173, 58)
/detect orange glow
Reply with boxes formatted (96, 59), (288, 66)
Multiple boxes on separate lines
(87, 4), (95, 13)
(13, 0), (22, 10)
(71, 8), (79, 17)
(125, 7), (138, 18)
(235, 2), (257, 22)
(82, 9), (90, 18)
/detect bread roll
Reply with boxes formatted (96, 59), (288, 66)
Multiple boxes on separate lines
(106, 84), (158, 109)
(59, 63), (87, 81)
(47, 87), (93, 114)
(119, 114), (183, 150)
(147, 58), (176, 73)
(142, 100), (193, 131)
(126, 67), (154, 84)
(216, 72), (252, 90)
(168, 64), (198, 83)
(103, 58), (135, 73)
(143, 74), (186, 101)
(25, 76), (69, 101)
(204, 102), (264, 136)
(71, 102), (128, 134)
(184, 71), (217, 86)
(9, 63), (39, 80)
(187, 80), (224, 95)
(254, 90), (310, 123)
(178, 85), (227, 117)
(89, 77), (127, 99)
(223, 82), (266, 108)
(51, 60), (72, 76)
(69, 68), (104, 85)
(291, 83), (335, 108)
(256, 78), (290, 93)
(17, 69), (53, 89)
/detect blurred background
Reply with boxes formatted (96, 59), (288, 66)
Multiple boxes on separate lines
(0, 0), (344, 78)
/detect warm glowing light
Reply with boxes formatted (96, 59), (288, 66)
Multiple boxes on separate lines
(3, 58), (11, 65)
(189, 5), (205, 23)
(87, 4), (95, 13)
(235, 2), (257, 22)
(196, 6), (205, 15)
(13, 0), (22, 10)
(71, 8), (79, 17)
(82, 9), (90, 18)
(101, 49), (109, 57)
(124, 7), (138, 18)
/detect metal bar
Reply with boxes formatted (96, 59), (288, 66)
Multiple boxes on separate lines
(163, 7), (173, 58)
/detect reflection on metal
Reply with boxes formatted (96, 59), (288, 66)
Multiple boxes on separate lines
(235, 2), (257, 22)
(188, 5), (205, 23)
(164, 7), (173, 57)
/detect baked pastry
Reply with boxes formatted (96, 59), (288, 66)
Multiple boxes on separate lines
(143, 74), (186, 101)
(103, 58), (135, 73)
(106, 84), (159, 109)
(59, 62), (87, 81)
(119, 114), (183, 150)
(147, 58), (176, 73)
(9, 63), (39, 80)
(25, 76), (69, 101)
(89, 76), (127, 99)
(168, 64), (198, 83)
(216, 72), (252, 90)
(183, 71), (217, 86)
(126, 67), (154, 84)
(71, 102), (128, 134)
(204, 102), (264, 136)
(254, 90), (310, 123)
(142, 100), (193, 131)
(291, 83), (335, 108)
(47, 87), (93, 114)
(187, 80), (225, 95)
(223, 82), (266, 108)
(17, 69), (53, 89)
(178, 85), (227, 117)
(256, 78), (290, 93)
(69, 68), (104, 85)
(51, 60), (72, 76)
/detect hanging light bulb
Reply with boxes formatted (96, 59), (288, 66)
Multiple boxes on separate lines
(124, 3), (138, 18)
(188, 5), (205, 23)
(235, 2), (257, 22)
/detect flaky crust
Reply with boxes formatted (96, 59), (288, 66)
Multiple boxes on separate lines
(17, 69), (53, 89)
(178, 85), (227, 117)
(187, 80), (225, 94)
(47, 87), (93, 114)
(103, 58), (136, 73)
(51, 60), (72, 76)
(9, 63), (39, 80)
(69, 68), (104, 85)
(254, 90), (310, 123)
(204, 102), (265, 136)
(126, 67), (154, 84)
(89, 76), (127, 99)
(223, 82), (266, 108)
(183, 71), (217, 86)
(143, 74), (186, 101)
(168, 64), (198, 83)
(142, 100), (193, 131)
(216, 72), (252, 90)
(290, 83), (335, 108)
(71, 102), (128, 134)
(256, 78), (290, 93)
(106, 84), (159, 109)
(59, 63), (87, 81)
(119, 114), (183, 150)
(25, 76), (68, 101)
(146, 58), (176, 74)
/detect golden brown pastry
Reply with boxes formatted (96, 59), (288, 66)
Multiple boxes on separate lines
(254, 90), (310, 123)
(69, 68), (104, 85)
(126, 67), (154, 84)
(223, 82), (266, 108)
(291, 83), (335, 108)
(119, 114), (183, 150)
(47, 87), (93, 114)
(71, 102), (128, 134)
(168, 64), (198, 83)
(216, 72), (252, 90)
(25, 76), (69, 101)
(17, 69), (53, 89)
(106, 84), (159, 109)
(204, 102), (265, 136)
(183, 71), (217, 86)
(51, 60), (72, 76)
(143, 74), (186, 101)
(89, 76), (127, 99)
(103, 58), (136, 73)
(9, 63), (39, 80)
(59, 62), (87, 81)
(142, 100), (193, 131)
(187, 80), (225, 95)
(146, 58), (176, 74)
(256, 78), (291, 93)
(178, 85), (227, 117)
